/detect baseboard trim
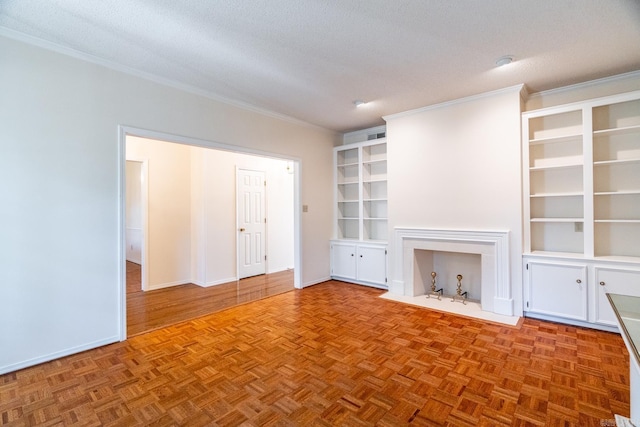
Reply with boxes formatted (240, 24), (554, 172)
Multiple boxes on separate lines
(302, 276), (331, 288)
(195, 277), (238, 288)
(0, 335), (120, 375)
(524, 312), (618, 333)
(148, 280), (190, 291)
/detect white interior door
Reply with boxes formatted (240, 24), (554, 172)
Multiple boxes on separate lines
(237, 169), (266, 279)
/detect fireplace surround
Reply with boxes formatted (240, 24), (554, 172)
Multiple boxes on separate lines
(391, 228), (513, 316)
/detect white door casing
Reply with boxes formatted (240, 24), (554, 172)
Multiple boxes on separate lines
(237, 169), (267, 279)
(125, 156), (149, 291)
(125, 160), (143, 265)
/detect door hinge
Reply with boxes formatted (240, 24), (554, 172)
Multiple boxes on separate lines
(385, 249), (387, 255)
(526, 263), (528, 270)
(526, 301), (529, 308)
(264, 218), (267, 223)
(264, 181), (266, 186)
(385, 277), (387, 283)
(264, 255), (267, 260)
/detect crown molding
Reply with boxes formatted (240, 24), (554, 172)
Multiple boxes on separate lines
(383, 84), (526, 122)
(0, 27), (331, 133)
(527, 70), (640, 100)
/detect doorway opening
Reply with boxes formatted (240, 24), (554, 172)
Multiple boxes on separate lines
(118, 127), (302, 339)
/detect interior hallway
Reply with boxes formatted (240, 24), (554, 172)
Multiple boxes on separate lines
(126, 261), (294, 336)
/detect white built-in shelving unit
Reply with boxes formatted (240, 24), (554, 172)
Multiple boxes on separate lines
(331, 126), (388, 288)
(522, 90), (640, 331)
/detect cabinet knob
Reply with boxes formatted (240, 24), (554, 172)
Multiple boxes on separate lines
(351, 253), (354, 257)
(239, 228), (245, 232)
(576, 279), (582, 284)
(360, 255), (363, 258)
(600, 281), (605, 286)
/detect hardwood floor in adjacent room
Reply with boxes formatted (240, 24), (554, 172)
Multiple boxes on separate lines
(1, 281), (630, 426)
(126, 261), (295, 336)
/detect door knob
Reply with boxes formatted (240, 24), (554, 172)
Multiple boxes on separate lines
(600, 281), (605, 286)
(239, 228), (246, 232)
(576, 279), (581, 284)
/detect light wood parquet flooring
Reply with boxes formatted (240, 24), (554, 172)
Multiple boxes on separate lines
(1, 281), (631, 426)
(127, 262), (294, 336)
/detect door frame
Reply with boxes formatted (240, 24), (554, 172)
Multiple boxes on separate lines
(124, 158), (150, 291)
(117, 125), (302, 341)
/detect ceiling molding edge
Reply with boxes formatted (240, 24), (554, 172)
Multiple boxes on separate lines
(0, 27), (332, 133)
(528, 70), (640, 100)
(382, 84), (526, 122)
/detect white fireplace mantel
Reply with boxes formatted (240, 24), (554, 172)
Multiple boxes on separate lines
(391, 227), (513, 316)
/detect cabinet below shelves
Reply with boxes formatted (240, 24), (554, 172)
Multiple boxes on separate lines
(330, 240), (387, 289)
(525, 260), (588, 322)
(524, 254), (640, 331)
(595, 267), (640, 326)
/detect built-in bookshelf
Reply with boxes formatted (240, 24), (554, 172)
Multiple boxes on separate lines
(522, 90), (640, 332)
(332, 126), (388, 288)
(523, 92), (640, 261)
(334, 139), (387, 241)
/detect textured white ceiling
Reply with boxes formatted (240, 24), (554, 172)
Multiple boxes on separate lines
(1, 0), (639, 132)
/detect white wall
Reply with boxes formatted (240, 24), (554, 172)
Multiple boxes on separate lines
(127, 137), (193, 289)
(385, 87), (525, 315)
(0, 35), (336, 374)
(193, 146), (295, 286)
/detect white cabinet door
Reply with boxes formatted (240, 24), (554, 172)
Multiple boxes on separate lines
(526, 261), (588, 321)
(357, 245), (386, 285)
(594, 267), (640, 326)
(331, 242), (357, 280)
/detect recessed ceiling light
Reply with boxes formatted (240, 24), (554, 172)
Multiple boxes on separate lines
(495, 55), (513, 67)
(353, 100), (366, 107)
